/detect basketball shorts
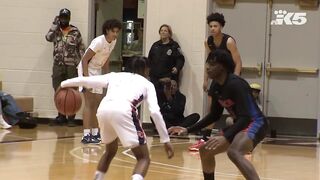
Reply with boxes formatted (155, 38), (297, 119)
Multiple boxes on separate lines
(77, 62), (103, 94)
(96, 101), (146, 148)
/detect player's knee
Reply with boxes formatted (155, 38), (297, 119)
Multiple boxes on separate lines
(227, 148), (241, 162)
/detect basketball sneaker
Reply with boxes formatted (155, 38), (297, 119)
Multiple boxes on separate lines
(188, 139), (206, 151)
(81, 134), (100, 144)
(92, 132), (101, 142)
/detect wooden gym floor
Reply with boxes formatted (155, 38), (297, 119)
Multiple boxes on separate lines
(0, 125), (319, 180)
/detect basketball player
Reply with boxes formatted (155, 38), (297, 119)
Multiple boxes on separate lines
(78, 19), (122, 144)
(61, 56), (174, 180)
(169, 50), (268, 180)
(191, 12), (243, 151)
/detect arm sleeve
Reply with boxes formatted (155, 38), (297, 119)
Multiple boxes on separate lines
(61, 74), (111, 89)
(146, 83), (170, 143)
(223, 81), (252, 142)
(187, 97), (224, 133)
(173, 44), (185, 71)
(88, 38), (102, 53)
(45, 24), (59, 42)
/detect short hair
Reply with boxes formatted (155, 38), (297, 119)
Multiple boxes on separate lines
(158, 24), (172, 38)
(102, 19), (122, 35)
(206, 50), (235, 73)
(126, 56), (150, 76)
(207, 13), (226, 27)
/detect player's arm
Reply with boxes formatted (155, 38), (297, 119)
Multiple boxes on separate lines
(61, 74), (111, 89)
(226, 37), (242, 76)
(203, 40), (211, 91)
(146, 83), (170, 143)
(186, 99), (223, 133)
(81, 49), (96, 76)
(222, 82), (252, 142)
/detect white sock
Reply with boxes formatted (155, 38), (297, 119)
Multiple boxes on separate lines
(94, 171), (105, 180)
(83, 129), (91, 136)
(132, 174), (144, 180)
(92, 128), (99, 136)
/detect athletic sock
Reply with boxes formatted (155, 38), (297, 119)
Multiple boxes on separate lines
(94, 171), (105, 180)
(92, 128), (99, 136)
(83, 129), (91, 136)
(132, 174), (144, 180)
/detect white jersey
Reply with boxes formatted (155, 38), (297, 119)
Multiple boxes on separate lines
(77, 35), (117, 94)
(87, 35), (116, 69)
(61, 72), (170, 143)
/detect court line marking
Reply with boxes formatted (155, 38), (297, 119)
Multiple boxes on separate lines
(121, 143), (283, 180)
(70, 141), (283, 180)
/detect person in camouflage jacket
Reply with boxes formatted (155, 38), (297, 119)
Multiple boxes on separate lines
(45, 8), (85, 126)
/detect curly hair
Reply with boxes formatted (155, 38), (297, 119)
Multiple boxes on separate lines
(102, 19), (122, 35)
(206, 50), (235, 73)
(207, 13), (226, 27)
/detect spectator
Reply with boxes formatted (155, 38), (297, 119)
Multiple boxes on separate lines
(161, 80), (200, 128)
(45, 8), (85, 126)
(148, 24), (185, 106)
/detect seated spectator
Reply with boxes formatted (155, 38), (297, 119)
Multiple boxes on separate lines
(161, 80), (200, 128)
(0, 91), (34, 129)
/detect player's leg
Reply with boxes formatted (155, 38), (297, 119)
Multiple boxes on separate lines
(199, 136), (229, 180)
(95, 138), (118, 179)
(94, 110), (118, 180)
(82, 90), (98, 143)
(227, 132), (259, 180)
(91, 93), (103, 141)
(130, 144), (150, 180)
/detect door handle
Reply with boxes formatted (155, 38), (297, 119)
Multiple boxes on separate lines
(266, 63), (318, 77)
(242, 63), (262, 76)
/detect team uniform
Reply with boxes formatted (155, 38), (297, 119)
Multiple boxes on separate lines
(78, 35), (117, 94)
(187, 74), (268, 146)
(61, 72), (170, 148)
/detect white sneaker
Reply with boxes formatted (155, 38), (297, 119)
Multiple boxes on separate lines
(0, 117), (12, 129)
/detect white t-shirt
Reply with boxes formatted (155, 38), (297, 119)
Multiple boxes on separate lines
(61, 72), (170, 143)
(87, 35), (116, 69)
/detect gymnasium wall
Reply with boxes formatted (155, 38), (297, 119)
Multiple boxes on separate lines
(0, 0), (89, 118)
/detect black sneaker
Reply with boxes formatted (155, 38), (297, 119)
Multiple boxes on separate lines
(67, 120), (77, 127)
(81, 134), (92, 144)
(49, 115), (67, 126)
(81, 134), (101, 144)
(92, 133), (101, 142)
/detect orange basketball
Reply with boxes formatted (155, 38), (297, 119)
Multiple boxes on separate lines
(54, 87), (82, 116)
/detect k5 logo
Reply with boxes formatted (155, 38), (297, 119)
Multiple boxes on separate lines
(271, 10), (307, 25)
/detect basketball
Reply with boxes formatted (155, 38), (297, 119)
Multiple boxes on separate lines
(54, 87), (82, 116)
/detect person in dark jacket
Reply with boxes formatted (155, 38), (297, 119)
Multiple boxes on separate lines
(161, 80), (199, 128)
(148, 24), (185, 106)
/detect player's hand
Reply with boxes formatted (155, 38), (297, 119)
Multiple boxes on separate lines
(164, 142), (174, 159)
(168, 126), (187, 136)
(204, 136), (227, 150)
(171, 67), (178, 74)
